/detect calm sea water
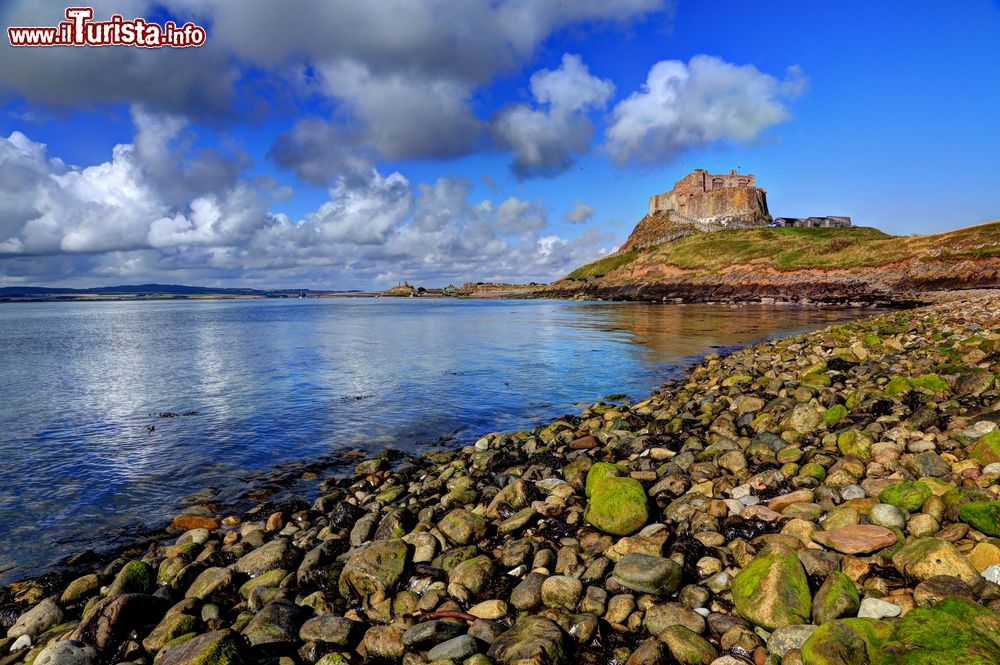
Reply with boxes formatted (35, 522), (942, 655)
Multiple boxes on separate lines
(0, 298), (872, 581)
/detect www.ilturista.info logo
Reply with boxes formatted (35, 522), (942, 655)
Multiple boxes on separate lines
(7, 7), (206, 48)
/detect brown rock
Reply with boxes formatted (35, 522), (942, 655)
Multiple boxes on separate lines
(266, 512), (284, 532)
(967, 542), (1000, 572)
(169, 514), (219, 531)
(768, 490), (815, 512)
(812, 525), (897, 554)
(570, 435), (597, 450)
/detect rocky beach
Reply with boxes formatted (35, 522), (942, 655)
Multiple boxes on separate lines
(5, 291), (1000, 665)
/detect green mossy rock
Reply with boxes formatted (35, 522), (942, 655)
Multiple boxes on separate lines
(812, 571), (860, 625)
(802, 372), (832, 387)
(338, 539), (410, 603)
(800, 461), (827, 481)
(731, 543), (812, 630)
(584, 462), (622, 498)
(107, 560), (155, 595)
(958, 500), (1000, 537)
(969, 430), (1000, 465)
(238, 568), (287, 599)
(884, 376), (912, 396)
(837, 429), (873, 461)
(155, 628), (251, 665)
(878, 481), (931, 512)
(584, 476), (648, 536)
(911, 373), (948, 393)
(801, 618), (894, 665)
(657, 625), (717, 665)
(487, 615), (568, 665)
(823, 404), (848, 427)
(142, 612), (198, 653)
(873, 598), (1000, 664)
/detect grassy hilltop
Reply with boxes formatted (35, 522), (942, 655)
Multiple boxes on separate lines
(565, 222), (1000, 281)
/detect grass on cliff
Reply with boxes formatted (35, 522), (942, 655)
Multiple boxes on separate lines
(563, 221), (1000, 279)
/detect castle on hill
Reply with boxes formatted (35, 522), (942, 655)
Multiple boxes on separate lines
(620, 168), (852, 252)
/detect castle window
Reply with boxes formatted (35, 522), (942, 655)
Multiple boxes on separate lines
(712, 178), (724, 190)
(738, 179), (748, 187)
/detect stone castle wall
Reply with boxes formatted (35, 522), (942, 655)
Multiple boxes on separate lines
(648, 169), (758, 216)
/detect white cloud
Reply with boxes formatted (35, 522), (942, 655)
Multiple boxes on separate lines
(492, 54), (614, 177)
(605, 55), (806, 165)
(564, 199), (595, 224)
(0, 115), (610, 288)
(0, 0), (667, 171)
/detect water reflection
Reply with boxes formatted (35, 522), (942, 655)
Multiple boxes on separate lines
(0, 298), (874, 581)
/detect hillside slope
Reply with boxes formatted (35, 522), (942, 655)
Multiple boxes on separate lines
(545, 221), (1000, 304)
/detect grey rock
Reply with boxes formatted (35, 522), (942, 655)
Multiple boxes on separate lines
(869, 503), (907, 530)
(33, 640), (98, 665)
(8, 598), (64, 639)
(402, 619), (465, 646)
(612, 554), (682, 596)
(766, 624), (817, 657)
(427, 634), (479, 660)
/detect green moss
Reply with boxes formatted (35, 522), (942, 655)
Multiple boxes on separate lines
(585, 462), (623, 498)
(878, 481), (931, 512)
(823, 404), (849, 426)
(837, 429), (873, 461)
(876, 600), (1000, 663)
(799, 462), (827, 481)
(911, 373), (948, 393)
(958, 500), (1000, 537)
(107, 559), (155, 595)
(658, 625), (717, 664)
(584, 476), (649, 536)
(812, 571), (860, 625)
(731, 544), (812, 630)
(884, 376), (913, 396)
(238, 568), (287, 599)
(802, 618), (894, 665)
(969, 430), (1000, 465)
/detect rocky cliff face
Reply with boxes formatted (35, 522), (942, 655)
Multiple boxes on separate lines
(621, 187), (770, 253)
(542, 257), (1000, 306)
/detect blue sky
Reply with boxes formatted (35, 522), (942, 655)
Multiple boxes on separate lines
(0, 0), (997, 289)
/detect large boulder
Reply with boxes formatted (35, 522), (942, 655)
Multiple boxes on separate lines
(584, 476), (649, 536)
(731, 544), (811, 630)
(338, 539), (410, 604)
(487, 616), (568, 665)
(800, 618), (894, 665)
